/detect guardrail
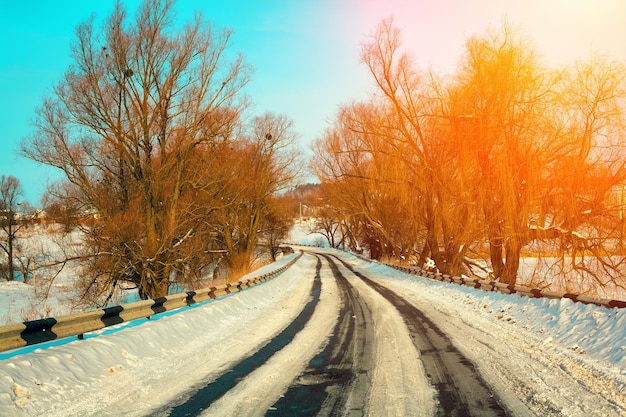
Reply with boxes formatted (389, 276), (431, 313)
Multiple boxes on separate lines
(284, 245), (626, 309)
(388, 264), (626, 309)
(0, 252), (302, 353)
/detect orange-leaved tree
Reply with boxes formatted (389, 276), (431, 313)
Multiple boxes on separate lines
(22, 0), (251, 302)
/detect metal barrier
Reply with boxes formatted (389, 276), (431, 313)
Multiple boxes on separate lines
(0, 253), (302, 353)
(387, 264), (626, 309)
(284, 247), (626, 309)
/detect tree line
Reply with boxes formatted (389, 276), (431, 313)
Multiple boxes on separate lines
(6, 4), (626, 302)
(312, 19), (626, 293)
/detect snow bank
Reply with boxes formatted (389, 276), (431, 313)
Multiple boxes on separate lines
(0, 254), (313, 416)
(346, 253), (626, 416)
(362, 258), (626, 367)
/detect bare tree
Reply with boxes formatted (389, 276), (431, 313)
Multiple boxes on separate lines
(314, 18), (626, 293)
(213, 113), (300, 276)
(0, 176), (26, 281)
(447, 22), (554, 283)
(262, 196), (296, 261)
(313, 19), (483, 271)
(530, 56), (626, 293)
(313, 205), (344, 248)
(312, 101), (427, 261)
(22, 0), (250, 301)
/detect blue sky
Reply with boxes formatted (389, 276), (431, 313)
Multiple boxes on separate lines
(1, 0), (625, 206)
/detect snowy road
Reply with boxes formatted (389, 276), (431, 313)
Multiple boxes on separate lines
(1, 249), (625, 416)
(267, 253), (376, 415)
(160, 251), (441, 416)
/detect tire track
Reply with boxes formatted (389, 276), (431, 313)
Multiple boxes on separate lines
(268, 254), (375, 416)
(157, 256), (323, 417)
(333, 255), (509, 417)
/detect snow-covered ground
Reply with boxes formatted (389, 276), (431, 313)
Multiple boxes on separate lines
(0, 222), (624, 416)
(355, 255), (626, 416)
(0, 225), (100, 324)
(0, 252), (314, 416)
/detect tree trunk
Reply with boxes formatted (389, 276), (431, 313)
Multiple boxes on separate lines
(501, 236), (521, 285)
(489, 236), (504, 279)
(7, 214), (15, 281)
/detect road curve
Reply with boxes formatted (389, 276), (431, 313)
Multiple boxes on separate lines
(155, 251), (510, 416)
(332, 254), (508, 416)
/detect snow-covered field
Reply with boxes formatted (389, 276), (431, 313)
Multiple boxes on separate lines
(0, 222), (625, 415)
(0, 225), (87, 325)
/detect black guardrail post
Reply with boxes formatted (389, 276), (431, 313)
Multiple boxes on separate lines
(151, 297), (168, 315)
(100, 305), (125, 327)
(21, 317), (58, 346)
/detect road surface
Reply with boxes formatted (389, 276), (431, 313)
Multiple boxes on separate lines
(155, 251), (512, 416)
